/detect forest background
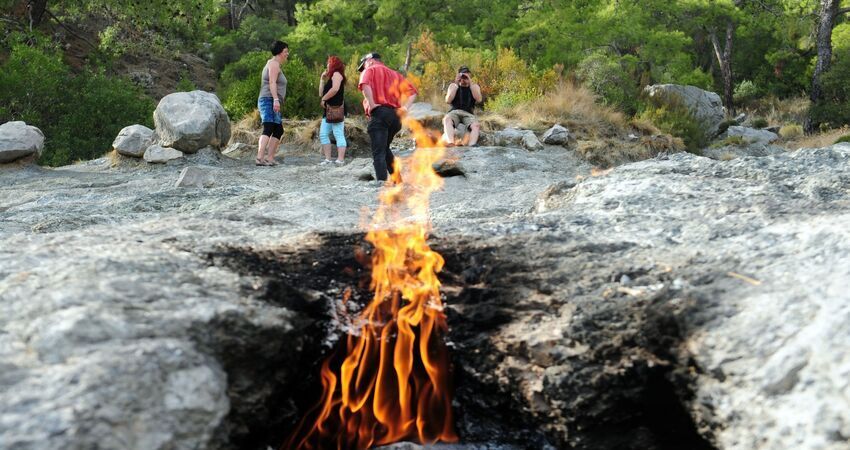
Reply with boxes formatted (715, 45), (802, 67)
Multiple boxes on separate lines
(1, 0), (850, 166)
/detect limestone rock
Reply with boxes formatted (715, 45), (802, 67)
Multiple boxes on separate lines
(143, 145), (184, 163)
(702, 143), (785, 160)
(407, 102), (445, 129)
(494, 128), (543, 151)
(175, 166), (215, 188)
(644, 84), (725, 136)
(0, 121), (44, 163)
(112, 125), (154, 158)
(723, 125), (779, 145)
(154, 91), (231, 153)
(541, 124), (571, 145)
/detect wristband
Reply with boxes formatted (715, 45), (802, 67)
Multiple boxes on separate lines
(273, 98), (280, 103)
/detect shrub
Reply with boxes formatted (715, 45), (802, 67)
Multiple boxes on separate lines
(750, 118), (769, 129)
(835, 134), (850, 144)
(0, 44), (154, 166)
(733, 80), (760, 105)
(575, 52), (640, 114)
(809, 51), (850, 129)
(779, 124), (803, 139)
(711, 135), (746, 148)
(717, 118), (739, 135)
(210, 16), (291, 71)
(638, 97), (707, 153)
(220, 51), (321, 120)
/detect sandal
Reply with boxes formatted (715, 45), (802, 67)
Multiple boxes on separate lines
(255, 159), (265, 166)
(265, 160), (279, 166)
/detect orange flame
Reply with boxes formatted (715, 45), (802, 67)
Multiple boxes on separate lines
(284, 100), (458, 449)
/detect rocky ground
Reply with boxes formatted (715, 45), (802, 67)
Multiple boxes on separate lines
(1, 140), (849, 449)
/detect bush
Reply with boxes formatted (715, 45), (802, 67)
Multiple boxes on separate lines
(717, 118), (739, 135)
(809, 51), (850, 129)
(733, 80), (760, 104)
(0, 44), (154, 166)
(220, 51), (321, 120)
(638, 97), (707, 153)
(575, 52), (640, 114)
(834, 134), (850, 144)
(210, 16), (291, 71)
(779, 124), (803, 139)
(750, 118), (768, 129)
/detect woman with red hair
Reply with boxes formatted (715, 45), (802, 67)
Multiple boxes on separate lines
(318, 55), (347, 165)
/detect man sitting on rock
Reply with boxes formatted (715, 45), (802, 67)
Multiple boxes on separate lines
(442, 66), (483, 147)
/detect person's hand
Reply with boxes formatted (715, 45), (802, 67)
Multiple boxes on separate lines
(398, 105), (408, 117)
(273, 99), (281, 112)
(320, 99), (326, 108)
(321, 70), (328, 80)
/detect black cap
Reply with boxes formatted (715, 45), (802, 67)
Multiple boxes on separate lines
(458, 65), (471, 74)
(358, 52), (381, 72)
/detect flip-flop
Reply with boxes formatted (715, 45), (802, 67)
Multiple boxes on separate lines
(255, 159), (265, 166)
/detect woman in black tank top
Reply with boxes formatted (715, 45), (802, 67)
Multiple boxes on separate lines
(318, 55), (348, 165)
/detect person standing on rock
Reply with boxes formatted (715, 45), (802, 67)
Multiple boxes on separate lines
(256, 41), (288, 166)
(357, 52), (418, 184)
(318, 55), (347, 166)
(442, 65), (482, 147)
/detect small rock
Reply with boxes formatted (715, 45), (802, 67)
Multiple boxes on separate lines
(724, 126), (779, 145)
(0, 121), (44, 163)
(627, 133), (639, 142)
(735, 113), (747, 124)
(144, 145), (184, 164)
(542, 124), (571, 145)
(222, 143), (254, 160)
(175, 167), (215, 188)
(494, 128), (543, 151)
(113, 125), (154, 158)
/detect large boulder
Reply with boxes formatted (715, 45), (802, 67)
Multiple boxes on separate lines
(493, 127), (543, 151)
(143, 145), (184, 164)
(154, 91), (231, 153)
(0, 121), (44, 163)
(644, 84), (725, 136)
(112, 125), (154, 158)
(722, 125), (779, 145)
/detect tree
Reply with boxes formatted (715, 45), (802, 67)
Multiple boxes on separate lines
(807, 0), (850, 131)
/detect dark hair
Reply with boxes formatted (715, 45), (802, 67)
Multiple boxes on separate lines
(270, 41), (288, 56)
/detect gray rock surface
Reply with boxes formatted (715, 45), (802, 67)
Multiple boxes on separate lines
(154, 91), (231, 153)
(493, 127), (543, 151)
(112, 124), (154, 158)
(702, 143), (786, 160)
(407, 102), (445, 128)
(723, 125), (780, 145)
(1, 140), (848, 450)
(541, 124), (571, 145)
(645, 84), (726, 136)
(175, 166), (215, 188)
(143, 144), (184, 164)
(222, 142), (254, 160)
(0, 121), (44, 163)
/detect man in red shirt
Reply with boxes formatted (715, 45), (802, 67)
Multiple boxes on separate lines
(357, 52), (418, 183)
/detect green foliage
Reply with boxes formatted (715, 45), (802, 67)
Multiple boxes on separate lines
(733, 80), (760, 104)
(750, 118), (769, 129)
(176, 71), (196, 92)
(210, 15), (291, 71)
(834, 134), (850, 144)
(0, 44), (154, 166)
(220, 51), (320, 120)
(717, 118), (739, 135)
(638, 97), (708, 153)
(810, 51), (850, 129)
(576, 52), (640, 114)
(711, 135), (746, 148)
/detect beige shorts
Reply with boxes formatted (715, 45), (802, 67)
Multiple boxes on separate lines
(445, 109), (478, 127)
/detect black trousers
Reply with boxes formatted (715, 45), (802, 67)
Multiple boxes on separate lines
(367, 106), (402, 181)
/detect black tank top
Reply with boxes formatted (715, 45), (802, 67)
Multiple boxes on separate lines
(322, 77), (345, 118)
(450, 85), (475, 114)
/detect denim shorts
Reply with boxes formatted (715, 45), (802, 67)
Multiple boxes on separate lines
(258, 97), (282, 124)
(319, 118), (347, 147)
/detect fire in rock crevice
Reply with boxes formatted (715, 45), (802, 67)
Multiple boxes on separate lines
(284, 114), (458, 449)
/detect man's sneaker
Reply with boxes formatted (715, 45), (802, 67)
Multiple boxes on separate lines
(319, 159), (333, 166)
(334, 160), (345, 166)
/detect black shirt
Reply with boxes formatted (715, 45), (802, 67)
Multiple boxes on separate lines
(450, 85), (476, 114)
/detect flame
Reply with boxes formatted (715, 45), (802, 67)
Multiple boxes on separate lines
(284, 92), (458, 449)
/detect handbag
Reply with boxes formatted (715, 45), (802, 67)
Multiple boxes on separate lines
(325, 103), (344, 123)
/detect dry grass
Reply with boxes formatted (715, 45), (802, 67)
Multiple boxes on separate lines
(485, 81), (626, 137)
(785, 126), (850, 150)
(743, 96), (810, 127)
(778, 124), (804, 139)
(629, 118), (662, 136)
(575, 138), (678, 168)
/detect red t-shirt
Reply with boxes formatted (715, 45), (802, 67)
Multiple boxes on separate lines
(358, 61), (418, 113)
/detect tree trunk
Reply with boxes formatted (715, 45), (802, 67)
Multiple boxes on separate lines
(27, 0), (48, 28)
(710, 20), (736, 117)
(402, 42), (412, 74)
(807, 0), (840, 132)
